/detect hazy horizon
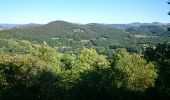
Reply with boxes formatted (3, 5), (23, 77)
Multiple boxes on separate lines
(0, 20), (170, 25)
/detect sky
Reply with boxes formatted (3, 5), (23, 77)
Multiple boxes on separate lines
(0, 0), (169, 24)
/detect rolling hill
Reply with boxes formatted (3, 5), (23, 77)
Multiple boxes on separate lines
(0, 20), (169, 53)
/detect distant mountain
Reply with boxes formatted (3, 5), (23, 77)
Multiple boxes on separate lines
(102, 22), (170, 30)
(0, 26), (4, 30)
(125, 23), (170, 36)
(1, 21), (169, 31)
(19, 23), (42, 28)
(0, 23), (42, 30)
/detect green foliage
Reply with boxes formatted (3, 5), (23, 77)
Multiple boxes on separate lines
(144, 42), (170, 96)
(0, 38), (167, 100)
(0, 38), (34, 54)
(0, 55), (62, 100)
(7, 39), (33, 54)
(0, 48), (4, 55)
(113, 49), (158, 91)
(31, 45), (61, 72)
(70, 68), (115, 100)
(75, 48), (110, 71)
(60, 54), (75, 70)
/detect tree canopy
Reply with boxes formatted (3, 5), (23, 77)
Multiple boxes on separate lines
(113, 49), (157, 91)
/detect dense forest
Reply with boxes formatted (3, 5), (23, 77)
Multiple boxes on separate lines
(0, 21), (170, 100)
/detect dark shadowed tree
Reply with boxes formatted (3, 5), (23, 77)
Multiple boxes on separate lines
(144, 42), (170, 97)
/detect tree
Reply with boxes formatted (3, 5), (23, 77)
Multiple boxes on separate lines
(113, 49), (158, 91)
(144, 42), (170, 96)
(69, 48), (113, 100)
(31, 45), (61, 72)
(75, 48), (110, 71)
(0, 54), (65, 100)
(6, 39), (34, 54)
(67, 48), (110, 86)
(60, 54), (75, 70)
(0, 48), (4, 55)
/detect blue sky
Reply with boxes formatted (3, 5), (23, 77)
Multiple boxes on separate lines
(0, 0), (169, 24)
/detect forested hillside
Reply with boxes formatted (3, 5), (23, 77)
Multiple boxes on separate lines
(0, 21), (170, 53)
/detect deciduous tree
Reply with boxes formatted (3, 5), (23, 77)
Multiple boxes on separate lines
(114, 49), (158, 91)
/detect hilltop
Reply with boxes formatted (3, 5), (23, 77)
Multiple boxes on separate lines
(0, 20), (170, 53)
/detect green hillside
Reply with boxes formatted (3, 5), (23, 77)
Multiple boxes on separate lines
(0, 20), (169, 53)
